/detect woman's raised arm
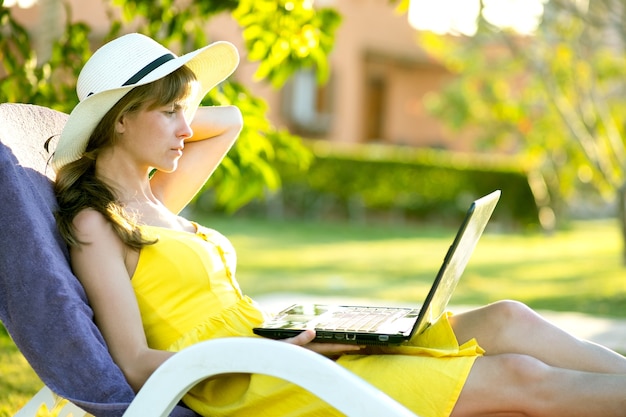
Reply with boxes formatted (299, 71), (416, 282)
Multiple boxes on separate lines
(151, 105), (243, 214)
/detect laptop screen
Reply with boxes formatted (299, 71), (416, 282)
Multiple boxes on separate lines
(412, 190), (500, 335)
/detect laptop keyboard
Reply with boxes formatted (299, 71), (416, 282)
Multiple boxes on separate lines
(315, 307), (406, 332)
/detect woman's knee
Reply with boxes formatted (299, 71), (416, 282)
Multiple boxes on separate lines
(456, 300), (542, 353)
(458, 354), (554, 415)
(497, 353), (551, 385)
(484, 300), (542, 334)
(495, 354), (560, 414)
(450, 300), (544, 351)
(488, 300), (536, 321)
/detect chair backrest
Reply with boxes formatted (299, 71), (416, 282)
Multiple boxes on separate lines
(0, 103), (195, 417)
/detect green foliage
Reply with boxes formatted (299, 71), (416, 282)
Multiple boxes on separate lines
(200, 81), (313, 212)
(417, 0), (626, 217)
(0, 5), (91, 112)
(0, 7), (31, 101)
(0, 0), (339, 212)
(274, 141), (539, 228)
(393, 0), (410, 14)
(233, 0), (341, 87)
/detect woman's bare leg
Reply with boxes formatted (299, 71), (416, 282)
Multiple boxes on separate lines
(449, 300), (626, 373)
(452, 353), (626, 417)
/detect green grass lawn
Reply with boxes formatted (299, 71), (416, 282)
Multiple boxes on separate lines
(210, 216), (626, 317)
(0, 326), (42, 416)
(1, 216), (625, 415)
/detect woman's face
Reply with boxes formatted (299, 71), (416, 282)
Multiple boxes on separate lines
(115, 102), (193, 173)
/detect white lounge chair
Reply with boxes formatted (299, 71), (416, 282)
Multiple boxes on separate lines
(16, 338), (417, 417)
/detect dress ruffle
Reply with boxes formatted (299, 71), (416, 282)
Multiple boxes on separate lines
(167, 296), (267, 353)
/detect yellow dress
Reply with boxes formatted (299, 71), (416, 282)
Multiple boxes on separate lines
(132, 224), (484, 417)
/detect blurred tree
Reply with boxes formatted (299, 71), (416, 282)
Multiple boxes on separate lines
(416, 0), (626, 263)
(0, 0), (341, 212)
(0, 2), (92, 110)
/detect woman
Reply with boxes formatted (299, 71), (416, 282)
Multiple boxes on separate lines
(53, 33), (626, 417)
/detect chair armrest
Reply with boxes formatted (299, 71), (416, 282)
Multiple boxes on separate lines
(123, 337), (417, 417)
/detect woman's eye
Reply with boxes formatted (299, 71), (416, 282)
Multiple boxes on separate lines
(164, 104), (183, 116)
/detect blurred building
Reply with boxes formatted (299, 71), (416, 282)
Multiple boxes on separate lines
(8, 0), (473, 151)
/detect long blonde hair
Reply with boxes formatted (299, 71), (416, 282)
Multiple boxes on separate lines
(54, 65), (197, 249)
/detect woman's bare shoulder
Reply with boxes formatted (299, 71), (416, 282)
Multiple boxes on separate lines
(72, 208), (116, 244)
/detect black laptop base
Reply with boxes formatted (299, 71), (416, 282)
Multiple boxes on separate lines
(253, 327), (409, 346)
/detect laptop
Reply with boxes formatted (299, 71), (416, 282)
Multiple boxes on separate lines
(253, 190), (501, 346)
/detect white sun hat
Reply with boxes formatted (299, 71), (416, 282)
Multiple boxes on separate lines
(51, 32), (239, 172)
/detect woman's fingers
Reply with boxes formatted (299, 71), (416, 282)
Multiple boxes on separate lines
(281, 329), (364, 356)
(283, 329), (316, 346)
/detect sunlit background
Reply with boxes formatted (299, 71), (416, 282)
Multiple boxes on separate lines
(3, 0), (38, 8)
(408, 0), (547, 36)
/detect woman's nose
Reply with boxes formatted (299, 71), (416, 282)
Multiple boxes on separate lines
(178, 115), (193, 139)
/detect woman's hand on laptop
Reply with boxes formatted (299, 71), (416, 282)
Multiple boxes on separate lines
(281, 329), (364, 358)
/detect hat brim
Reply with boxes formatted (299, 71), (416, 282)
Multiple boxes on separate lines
(52, 41), (239, 172)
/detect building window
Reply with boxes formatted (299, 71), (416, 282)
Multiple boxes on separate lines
(282, 68), (334, 137)
(364, 76), (387, 142)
